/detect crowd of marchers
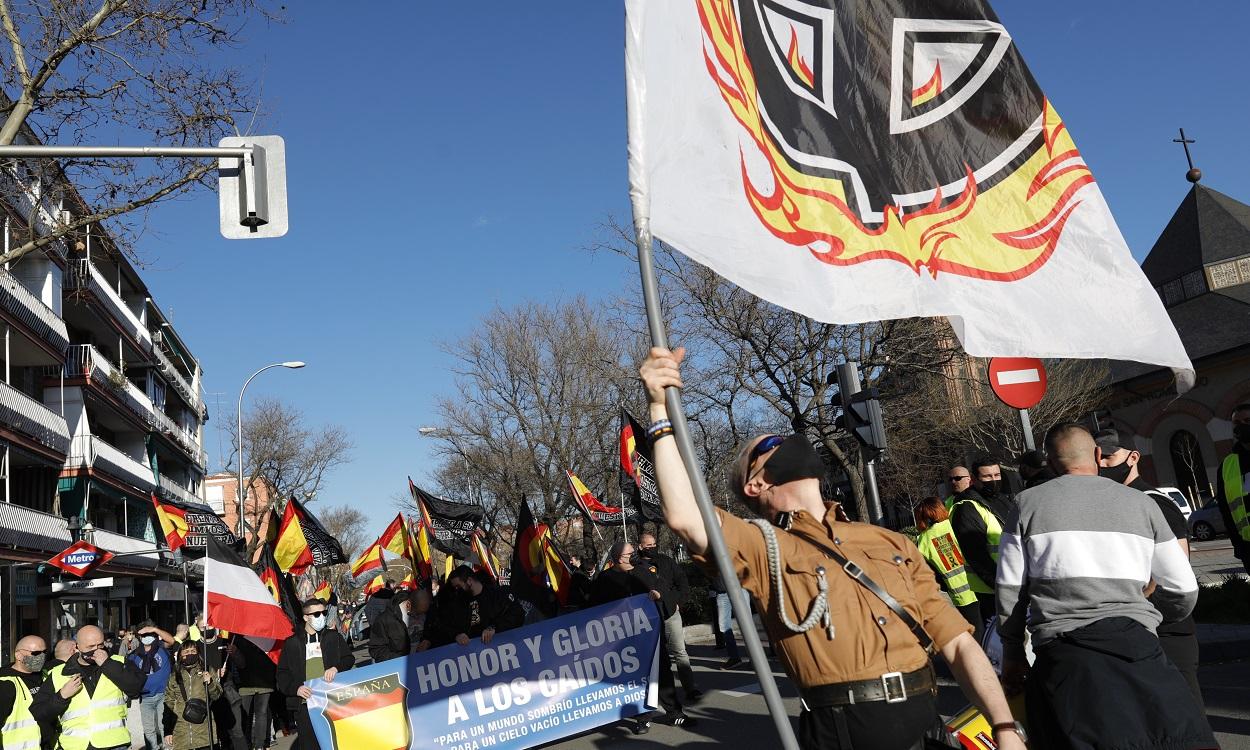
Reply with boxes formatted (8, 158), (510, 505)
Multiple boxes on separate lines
(6, 382), (1248, 750)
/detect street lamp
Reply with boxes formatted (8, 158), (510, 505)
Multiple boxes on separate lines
(237, 361), (305, 537)
(417, 426), (439, 436)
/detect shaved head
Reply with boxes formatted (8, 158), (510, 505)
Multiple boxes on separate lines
(1045, 423), (1099, 475)
(16, 635), (45, 654)
(75, 625), (105, 657)
(54, 639), (75, 661)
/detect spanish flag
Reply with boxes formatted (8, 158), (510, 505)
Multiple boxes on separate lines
(152, 493), (190, 551)
(314, 581), (332, 602)
(363, 575), (386, 597)
(409, 516), (434, 584)
(469, 529), (501, 581)
(511, 497), (574, 609)
(273, 499), (314, 575)
(350, 541), (385, 581)
(565, 469), (634, 525)
(377, 514), (411, 562)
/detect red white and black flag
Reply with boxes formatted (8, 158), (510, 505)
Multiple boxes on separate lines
(625, 0), (1193, 388)
(205, 534), (294, 641)
(620, 409), (664, 524)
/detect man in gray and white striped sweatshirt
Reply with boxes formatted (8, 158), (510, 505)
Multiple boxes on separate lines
(997, 423), (1214, 750)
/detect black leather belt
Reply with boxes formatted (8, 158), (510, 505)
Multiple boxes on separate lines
(800, 666), (935, 708)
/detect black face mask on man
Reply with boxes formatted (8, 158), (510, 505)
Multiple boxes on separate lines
(979, 479), (1001, 498)
(761, 435), (825, 486)
(1099, 462), (1133, 485)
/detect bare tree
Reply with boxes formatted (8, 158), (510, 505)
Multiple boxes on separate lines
(416, 297), (637, 560)
(0, 0), (276, 266)
(317, 504), (368, 562)
(592, 218), (961, 520)
(231, 396), (353, 556)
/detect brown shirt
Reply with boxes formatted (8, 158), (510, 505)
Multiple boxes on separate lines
(695, 507), (971, 689)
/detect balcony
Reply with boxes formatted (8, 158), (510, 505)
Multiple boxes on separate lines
(157, 473), (200, 506)
(63, 345), (206, 470)
(0, 379), (70, 454)
(151, 342), (202, 413)
(92, 527), (160, 569)
(0, 268), (70, 356)
(69, 434), (155, 492)
(64, 259), (152, 350)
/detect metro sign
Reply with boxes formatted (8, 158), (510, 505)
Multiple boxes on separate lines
(47, 540), (115, 578)
(988, 357), (1048, 410)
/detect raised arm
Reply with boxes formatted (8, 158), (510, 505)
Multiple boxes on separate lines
(639, 346), (711, 555)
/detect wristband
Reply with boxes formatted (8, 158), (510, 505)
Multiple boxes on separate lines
(990, 721), (1027, 744)
(646, 419), (673, 440)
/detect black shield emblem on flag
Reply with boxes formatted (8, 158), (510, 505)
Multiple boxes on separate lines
(697, 0), (1095, 281)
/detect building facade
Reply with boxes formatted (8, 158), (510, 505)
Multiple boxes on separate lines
(0, 140), (209, 657)
(1104, 182), (1250, 506)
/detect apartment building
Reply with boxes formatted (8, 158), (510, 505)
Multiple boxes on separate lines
(0, 140), (210, 653)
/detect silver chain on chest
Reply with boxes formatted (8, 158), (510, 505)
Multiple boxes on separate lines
(749, 519), (835, 640)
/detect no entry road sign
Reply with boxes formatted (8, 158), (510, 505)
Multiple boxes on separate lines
(988, 357), (1048, 410)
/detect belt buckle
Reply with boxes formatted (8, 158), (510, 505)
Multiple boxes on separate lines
(881, 671), (906, 703)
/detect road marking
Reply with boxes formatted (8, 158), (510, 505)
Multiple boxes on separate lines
(722, 683), (762, 698)
(995, 368), (1040, 386)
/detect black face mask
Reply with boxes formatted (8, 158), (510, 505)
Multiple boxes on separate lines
(1235, 424), (1250, 444)
(1099, 462), (1132, 485)
(627, 552), (644, 565)
(761, 435), (825, 486)
(979, 479), (1000, 498)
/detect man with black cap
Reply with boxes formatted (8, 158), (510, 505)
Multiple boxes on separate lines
(1094, 427), (1203, 708)
(640, 346), (1025, 750)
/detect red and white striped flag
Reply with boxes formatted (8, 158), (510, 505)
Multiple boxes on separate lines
(205, 535), (294, 640)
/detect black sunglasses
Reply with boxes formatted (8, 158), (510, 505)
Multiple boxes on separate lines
(21, 648), (46, 656)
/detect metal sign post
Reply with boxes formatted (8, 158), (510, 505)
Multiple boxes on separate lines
(0, 138), (288, 239)
(1019, 409), (1036, 451)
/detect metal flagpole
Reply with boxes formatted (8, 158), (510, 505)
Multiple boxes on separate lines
(626, 16), (796, 745)
(633, 227), (799, 750)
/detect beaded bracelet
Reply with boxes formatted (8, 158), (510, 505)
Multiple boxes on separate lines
(646, 418), (674, 440)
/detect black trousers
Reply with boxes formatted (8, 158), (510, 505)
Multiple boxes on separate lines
(798, 691), (936, 750)
(293, 702), (320, 750)
(211, 683), (248, 750)
(957, 602), (985, 645)
(1159, 631), (1204, 711)
(239, 690), (271, 749)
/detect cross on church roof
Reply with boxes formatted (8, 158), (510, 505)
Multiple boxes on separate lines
(1173, 128), (1202, 183)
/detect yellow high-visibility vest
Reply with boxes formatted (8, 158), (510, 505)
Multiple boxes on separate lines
(0, 675), (41, 750)
(951, 497), (1002, 595)
(916, 519), (978, 607)
(49, 657), (130, 750)
(1220, 453), (1250, 543)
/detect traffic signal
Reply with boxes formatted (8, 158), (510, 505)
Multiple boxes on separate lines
(841, 388), (887, 455)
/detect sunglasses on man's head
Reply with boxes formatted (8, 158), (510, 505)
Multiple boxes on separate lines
(749, 435), (785, 465)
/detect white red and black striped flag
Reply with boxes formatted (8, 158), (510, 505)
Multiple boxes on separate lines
(205, 534), (295, 641)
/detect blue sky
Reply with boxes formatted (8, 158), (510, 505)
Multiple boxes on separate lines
(130, 3), (1250, 533)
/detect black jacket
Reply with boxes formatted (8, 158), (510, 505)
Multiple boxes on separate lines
(368, 597), (411, 664)
(275, 629), (354, 708)
(639, 550), (688, 616)
(29, 655), (145, 724)
(589, 564), (662, 610)
(951, 487), (1016, 589)
(231, 636), (277, 692)
(425, 585), (524, 645)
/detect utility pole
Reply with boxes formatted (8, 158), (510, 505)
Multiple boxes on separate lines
(837, 362), (885, 526)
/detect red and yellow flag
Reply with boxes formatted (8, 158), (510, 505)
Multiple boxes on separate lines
(565, 469), (633, 525)
(273, 499), (314, 575)
(363, 575), (386, 597)
(152, 493), (190, 551)
(409, 516), (433, 584)
(314, 581), (332, 602)
(350, 541), (385, 580)
(470, 529), (501, 581)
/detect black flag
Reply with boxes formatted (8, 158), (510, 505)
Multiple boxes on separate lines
(408, 478), (482, 560)
(620, 409), (664, 523)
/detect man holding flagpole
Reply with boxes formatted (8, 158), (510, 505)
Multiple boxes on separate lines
(640, 348), (1023, 750)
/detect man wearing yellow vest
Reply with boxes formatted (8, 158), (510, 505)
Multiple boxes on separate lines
(1, 635), (50, 750)
(951, 456), (1016, 632)
(1215, 402), (1250, 575)
(30, 625), (144, 750)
